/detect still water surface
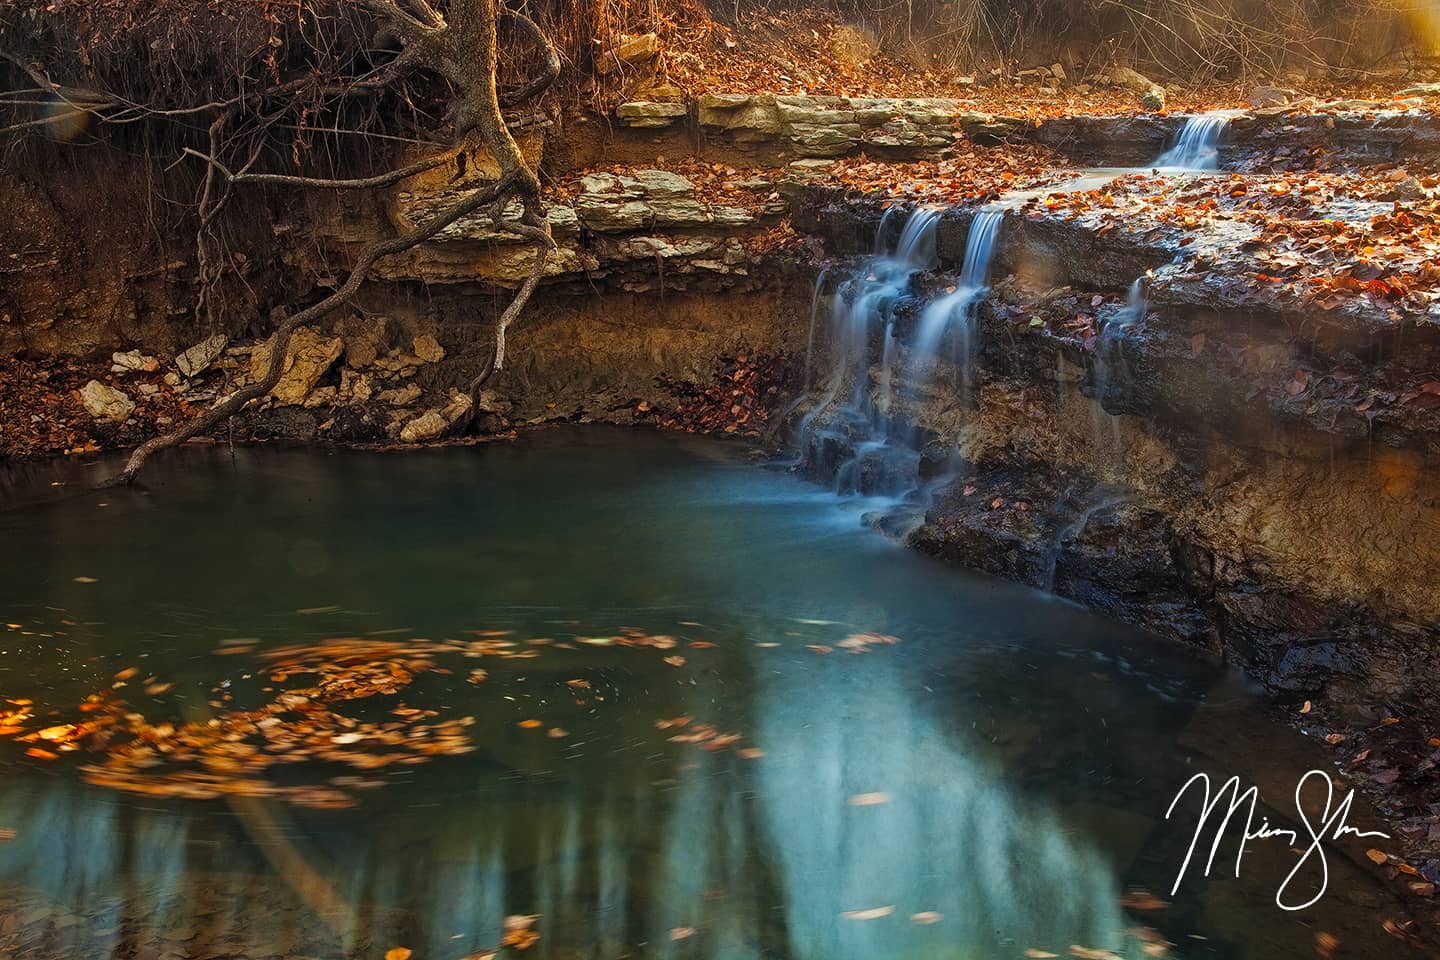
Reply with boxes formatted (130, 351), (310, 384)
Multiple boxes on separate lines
(0, 428), (1424, 959)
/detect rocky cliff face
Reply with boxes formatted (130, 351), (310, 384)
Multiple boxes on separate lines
(4, 95), (1437, 721)
(787, 163), (1440, 718)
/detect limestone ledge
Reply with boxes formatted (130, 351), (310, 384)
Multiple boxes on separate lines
(616, 94), (966, 158)
(303, 167), (795, 288)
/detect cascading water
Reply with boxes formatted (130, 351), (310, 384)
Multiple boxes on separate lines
(1154, 113), (1232, 170)
(1089, 278), (1146, 476)
(798, 207), (942, 470)
(798, 206), (1004, 506)
(910, 208), (1004, 403)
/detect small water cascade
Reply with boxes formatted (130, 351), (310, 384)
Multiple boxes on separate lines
(1089, 278), (1146, 476)
(910, 208), (1004, 402)
(798, 206), (1005, 504)
(1154, 113), (1232, 170)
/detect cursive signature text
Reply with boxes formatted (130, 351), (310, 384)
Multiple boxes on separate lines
(1164, 769), (1390, 911)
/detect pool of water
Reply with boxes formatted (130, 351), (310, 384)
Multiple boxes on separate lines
(0, 428), (1425, 960)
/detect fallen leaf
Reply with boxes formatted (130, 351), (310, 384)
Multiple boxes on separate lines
(1299, 700), (1312, 714)
(518, 719), (544, 729)
(848, 792), (893, 806)
(663, 655), (686, 667)
(736, 747), (765, 759)
(911, 911), (943, 925)
(385, 950), (412, 960)
(1315, 931), (1339, 959)
(1118, 890), (1168, 911)
(1365, 848), (1389, 865)
(565, 679), (591, 689)
(1025, 952), (1059, 959)
(547, 727), (568, 738)
(1069, 947), (1121, 960)
(670, 927), (696, 941)
(841, 906), (894, 920)
(72, 576), (97, 584)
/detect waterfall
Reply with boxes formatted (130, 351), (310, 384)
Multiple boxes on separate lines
(910, 208), (1004, 403)
(1089, 279), (1146, 478)
(1154, 113), (1231, 170)
(797, 206), (1005, 506)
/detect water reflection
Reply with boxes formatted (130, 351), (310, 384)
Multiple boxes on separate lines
(0, 430), (1428, 960)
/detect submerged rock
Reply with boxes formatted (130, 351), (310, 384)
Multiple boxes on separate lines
(79, 381), (134, 422)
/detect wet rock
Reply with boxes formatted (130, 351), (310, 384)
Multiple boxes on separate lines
(245, 407), (317, 440)
(411, 334), (445, 364)
(110, 349), (159, 374)
(323, 406), (386, 442)
(250, 327), (343, 406)
(174, 334), (228, 378)
(79, 381), (134, 422)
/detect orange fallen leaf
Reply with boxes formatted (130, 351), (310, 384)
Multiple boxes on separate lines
(24, 748), (57, 760)
(663, 656), (686, 667)
(911, 911), (943, 925)
(385, 949), (412, 960)
(518, 719), (543, 729)
(848, 792), (893, 806)
(670, 927), (696, 941)
(1365, 848), (1389, 865)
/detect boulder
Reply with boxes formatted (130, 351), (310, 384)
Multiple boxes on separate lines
(80, 381), (134, 422)
(1248, 85), (1296, 107)
(249, 326), (343, 406)
(597, 33), (659, 75)
(174, 334), (228, 378)
(399, 410), (448, 443)
(412, 334), (446, 364)
(1142, 86), (1167, 112)
(111, 350), (159, 374)
(1099, 66), (1156, 93)
(336, 316), (388, 369)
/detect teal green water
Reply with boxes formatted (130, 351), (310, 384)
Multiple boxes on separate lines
(0, 429), (1424, 960)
